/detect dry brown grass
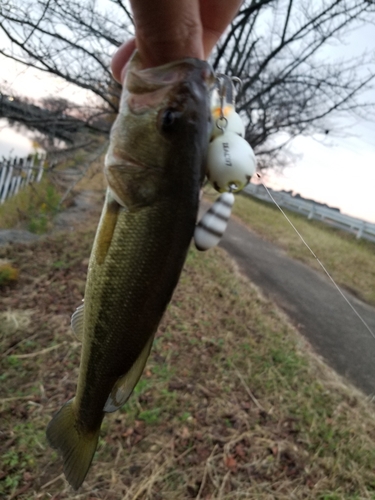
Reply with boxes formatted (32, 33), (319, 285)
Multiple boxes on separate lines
(73, 156), (106, 193)
(1, 217), (375, 499)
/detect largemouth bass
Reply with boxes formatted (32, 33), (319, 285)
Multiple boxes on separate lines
(46, 52), (213, 490)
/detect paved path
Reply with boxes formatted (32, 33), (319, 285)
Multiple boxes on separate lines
(218, 214), (375, 396)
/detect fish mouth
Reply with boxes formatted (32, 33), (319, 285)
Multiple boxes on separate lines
(124, 51), (214, 114)
(126, 51), (214, 94)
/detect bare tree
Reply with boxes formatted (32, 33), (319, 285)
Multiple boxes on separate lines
(212, 0), (375, 167)
(1, 0), (374, 167)
(0, 91), (110, 143)
(0, 0), (131, 120)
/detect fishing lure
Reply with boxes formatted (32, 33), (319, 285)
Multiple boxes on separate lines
(195, 75), (256, 251)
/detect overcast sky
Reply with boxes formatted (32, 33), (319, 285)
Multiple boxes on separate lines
(1, 14), (374, 223)
(250, 19), (374, 223)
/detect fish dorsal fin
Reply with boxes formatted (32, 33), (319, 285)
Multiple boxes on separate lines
(104, 334), (155, 413)
(71, 304), (85, 341)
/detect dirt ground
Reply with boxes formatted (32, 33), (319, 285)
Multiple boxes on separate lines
(1, 189), (375, 499)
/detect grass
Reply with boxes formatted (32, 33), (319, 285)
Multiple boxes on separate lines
(0, 262), (19, 287)
(1, 216), (375, 499)
(224, 191), (375, 306)
(0, 178), (60, 234)
(0, 144), (106, 235)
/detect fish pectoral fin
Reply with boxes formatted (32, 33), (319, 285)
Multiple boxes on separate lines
(46, 399), (100, 490)
(104, 335), (155, 413)
(71, 304), (85, 341)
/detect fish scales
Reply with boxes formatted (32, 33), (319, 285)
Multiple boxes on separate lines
(77, 200), (197, 428)
(46, 52), (213, 490)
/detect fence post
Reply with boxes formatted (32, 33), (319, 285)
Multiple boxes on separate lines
(357, 222), (366, 239)
(20, 155), (31, 190)
(14, 157), (23, 196)
(0, 160), (8, 200)
(25, 155), (33, 187)
(1, 159), (14, 204)
(36, 155), (44, 183)
(9, 158), (19, 198)
(308, 203), (315, 220)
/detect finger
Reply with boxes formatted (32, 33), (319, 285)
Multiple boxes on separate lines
(111, 38), (136, 83)
(200, 0), (243, 57)
(129, 0), (203, 67)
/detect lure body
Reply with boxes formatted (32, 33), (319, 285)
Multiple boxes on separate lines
(195, 77), (256, 251)
(195, 192), (235, 251)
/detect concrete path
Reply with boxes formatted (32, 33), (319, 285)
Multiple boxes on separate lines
(218, 215), (375, 396)
(0, 229), (39, 246)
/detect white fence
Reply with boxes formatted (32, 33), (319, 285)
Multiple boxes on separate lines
(244, 183), (375, 243)
(0, 155), (45, 204)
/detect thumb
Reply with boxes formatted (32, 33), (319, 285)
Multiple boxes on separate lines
(111, 39), (136, 84)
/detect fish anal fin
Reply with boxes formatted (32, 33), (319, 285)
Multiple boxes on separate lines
(104, 334), (155, 413)
(71, 304), (84, 341)
(46, 399), (100, 490)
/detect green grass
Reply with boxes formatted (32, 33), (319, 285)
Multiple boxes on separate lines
(0, 141), (109, 233)
(1, 225), (375, 498)
(0, 178), (60, 233)
(228, 192), (375, 306)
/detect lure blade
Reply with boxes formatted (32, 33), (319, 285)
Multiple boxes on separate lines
(194, 192), (235, 251)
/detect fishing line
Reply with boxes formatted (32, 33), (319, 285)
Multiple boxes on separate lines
(255, 172), (375, 341)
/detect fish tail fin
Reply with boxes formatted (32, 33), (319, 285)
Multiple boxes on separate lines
(46, 399), (100, 490)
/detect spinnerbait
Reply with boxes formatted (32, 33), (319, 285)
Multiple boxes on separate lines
(195, 75), (257, 251)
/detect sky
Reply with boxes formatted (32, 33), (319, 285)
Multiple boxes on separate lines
(260, 21), (375, 224)
(0, 55), (92, 157)
(0, 13), (374, 223)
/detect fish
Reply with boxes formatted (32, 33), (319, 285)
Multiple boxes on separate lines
(46, 51), (213, 490)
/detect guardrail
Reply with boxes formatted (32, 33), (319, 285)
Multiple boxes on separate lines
(0, 155), (45, 204)
(243, 183), (375, 243)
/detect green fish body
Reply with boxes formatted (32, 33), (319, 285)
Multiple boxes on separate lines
(46, 53), (213, 489)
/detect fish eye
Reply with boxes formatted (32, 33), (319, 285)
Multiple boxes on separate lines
(159, 108), (182, 132)
(163, 109), (175, 126)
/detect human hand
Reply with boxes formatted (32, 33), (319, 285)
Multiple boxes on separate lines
(111, 0), (242, 83)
